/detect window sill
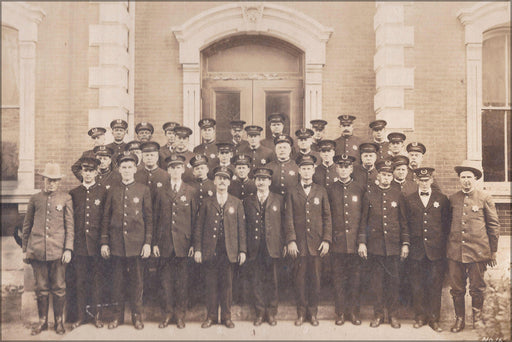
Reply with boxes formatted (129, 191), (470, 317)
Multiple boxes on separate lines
(482, 182), (511, 203)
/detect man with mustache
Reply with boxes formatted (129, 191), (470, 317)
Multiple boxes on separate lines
(229, 120), (250, 155)
(334, 115), (364, 161)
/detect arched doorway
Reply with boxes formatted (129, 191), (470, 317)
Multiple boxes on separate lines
(201, 35), (304, 142)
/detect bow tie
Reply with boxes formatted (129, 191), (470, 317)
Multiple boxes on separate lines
(303, 183), (312, 189)
(420, 192), (430, 196)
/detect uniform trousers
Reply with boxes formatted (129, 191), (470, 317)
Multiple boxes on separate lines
(74, 255), (102, 318)
(203, 241), (234, 321)
(31, 259), (67, 298)
(447, 259), (487, 313)
(111, 256), (144, 318)
(331, 253), (361, 316)
(369, 254), (400, 318)
(409, 257), (445, 322)
(158, 255), (188, 319)
(252, 244), (279, 317)
(293, 255), (321, 317)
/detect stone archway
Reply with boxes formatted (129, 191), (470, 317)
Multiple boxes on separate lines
(172, 2), (333, 145)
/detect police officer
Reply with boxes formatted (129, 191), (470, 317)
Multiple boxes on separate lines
(387, 132), (407, 158)
(391, 155), (417, 195)
(357, 159), (410, 329)
(193, 166), (247, 329)
(153, 154), (198, 329)
(189, 154), (215, 206)
(285, 154), (332, 327)
(69, 157), (106, 329)
(295, 128), (321, 165)
(22, 163), (74, 335)
(165, 126), (195, 182)
(229, 120), (250, 155)
(267, 134), (299, 196)
(310, 119), (328, 152)
(353, 142), (379, 193)
(159, 122), (180, 167)
(447, 160), (500, 333)
(100, 153), (153, 330)
(72, 127), (107, 180)
(135, 141), (170, 204)
(243, 167), (285, 326)
(242, 125), (274, 172)
(334, 115), (364, 160)
(124, 141), (144, 169)
(94, 145), (121, 190)
(328, 154), (365, 326)
(313, 140), (338, 188)
(209, 142), (235, 179)
(261, 113), (286, 151)
(193, 119), (218, 170)
(229, 154), (256, 200)
(107, 119), (128, 166)
(135, 122), (154, 142)
(403, 167), (450, 332)
(405, 142), (442, 193)
(369, 120), (389, 160)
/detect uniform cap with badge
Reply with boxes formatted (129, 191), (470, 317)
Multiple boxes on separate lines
(213, 165), (233, 179)
(93, 145), (114, 157)
(140, 141), (160, 152)
(135, 122), (154, 134)
(296, 154), (317, 166)
(406, 142), (426, 154)
(387, 132), (406, 143)
(369, 120), (387, 131)
(198, 118), (216, 128)
(165, 154), (186, 168)
(310, 119), (328, 131)
(454, 160), (483, 180)
(268, 113), (286, 123)
(337, 115), (356, 125)
(274, 134), (294, 146)
(318, 140), (336, 151)
(216, 142), (234, 153)
(414, 167), (435, 180)
(231, 154), (252, 166)
(117, 151), (138, 165)
(333, 154), (356, 166)
(173, 126), (193, 138)
(40, 163), (66, 179)
(392, 155), (410, 167)
(189, 154), (209, 168)
(162, 122), (180, 132)
(230, 120), (246, 130)
(110, 119), (128, 130)
(295, 128), (314, 139)
(78, 157), (100, 171)
(253, 167), (273, 179)
(125, 140), (142, 152)
(88, 127), (107, 138)
(359, 142), (380, 154)
(244, 125), (264, 136)
(375, 158), (394, 173)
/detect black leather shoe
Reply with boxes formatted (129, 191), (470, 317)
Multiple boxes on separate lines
(223, 319), (235, 328)
(335, 314), (345, 326)
(429, 321), (443, 332)
(268, 315), (277, 326)
(295, 316), (305, 326)
(350, 313), (361, 325)
(71, 319), (86, 330)
(133, 316), (144, 330)
(54, 316), (65, 335)
(390, 317), (401, 329)
(253, 316), (264, 326)
(159, 315), (172, 328)
(31, 319), (48, 335)
(413, 319), (425, 328)
(450, 317), (465, 333)
(108, 319), (120, 329)
(176, 318), (185, 329)
(370, 317), (383, 328)
(310, 316), (319, 326)
(201, 319), (214, 328)
(94, 312), (104, 328)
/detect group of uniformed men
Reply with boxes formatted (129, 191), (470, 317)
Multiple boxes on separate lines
(21, 113), (500, 335)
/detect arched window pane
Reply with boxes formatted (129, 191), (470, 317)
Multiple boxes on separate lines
(1, 26), (20, 106)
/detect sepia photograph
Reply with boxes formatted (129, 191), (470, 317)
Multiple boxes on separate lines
(1, 1), (510, 340)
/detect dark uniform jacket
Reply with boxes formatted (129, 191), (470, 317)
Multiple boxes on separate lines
(96, 168), (121, 190)
(233, 140), (250, 156)
(228, 177), (256, 200)
(106, 141), (126, 167)
(154, 182), (198, 258)
(158, 143), (175, 169)
(101, 181), (153, 257)
(71, 149), (96, 181)
(353, 164), (378, 193)
(193, 140), (219, 170)
(240, 145), (274, 170)
(391, 178), (417, 196)
(190, 178), (216, 206)
(135, 166), (170, 202)
(22, 191), (74, 261)
(243, 192), (285, 261)
(284, 183), (332, 257)
(267, 159), (300, 196)
(69, 183), (107, 256)
(406, 167), (442, 193)
(313, 162), (338, 188)
(404, 190), (450, 261)
(327, 179), (365, 254)
(447, 189), (500, 263)
(194, 194), (247, 263)
(334, 135), (364, 160)
(358, 184), (409, 256)
(375, 141), (390, 160)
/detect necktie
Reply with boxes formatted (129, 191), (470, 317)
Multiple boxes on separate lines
(303, 183), (312, 189)
(420, 192), (429, 196)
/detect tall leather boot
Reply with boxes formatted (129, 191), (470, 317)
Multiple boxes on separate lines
(450, 296), (465, 333)
(31, 296), (49, 335)
(472, 296), (484, 329)
(53, 295), (66, 335)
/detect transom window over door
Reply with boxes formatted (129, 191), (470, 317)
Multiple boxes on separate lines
(482, 26), (511, 182)
(201, 35), (304, 142)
